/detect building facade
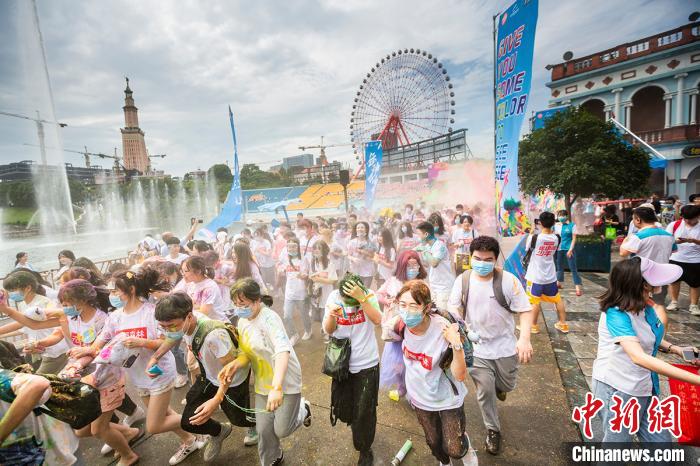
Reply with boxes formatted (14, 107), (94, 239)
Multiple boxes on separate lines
(545, 22), (700, 200)
(282, 153), (314, 171)
(0, 160), (112, 184)
(120, 78), (151, 174)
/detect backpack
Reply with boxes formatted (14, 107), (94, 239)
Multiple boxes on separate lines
(460, 267), (513, 316)
(672, 220), (682, 235)
(190, 318), (240, 378)
(521, 233), (561, 271)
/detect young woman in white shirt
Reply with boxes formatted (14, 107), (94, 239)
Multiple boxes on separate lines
(322, 273), (382, 466)
(347, 222), (378, 288)
(252, 227), (276, 290)
(277, 238), (311, 345)
(395, 280), (478, 466)
(220, 278), (311, 466)
(397, 221), (419, 252)
(374, 228), (397, 288)
(308, 240), (338, 335)
(174, 256), (228, 322)
(93, 269), (203, 465)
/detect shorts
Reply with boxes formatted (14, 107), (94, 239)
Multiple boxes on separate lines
(651, 285), (668, 306)
(136, 380), (175, 398)
(669, 260), (700, 288)
(96, 377), (127, 412)
(526, 281), (561, 304)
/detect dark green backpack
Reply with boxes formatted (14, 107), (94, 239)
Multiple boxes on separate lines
(190, 318), (240, 378)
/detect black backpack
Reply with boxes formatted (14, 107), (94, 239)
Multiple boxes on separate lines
(521, 233), (561, 271)
(459, 267), (513, 316)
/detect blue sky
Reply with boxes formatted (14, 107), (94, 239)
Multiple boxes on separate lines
(0, 0), (696, 176)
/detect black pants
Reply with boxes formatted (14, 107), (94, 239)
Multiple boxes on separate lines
(414, 404), (469, 464)
(330, 364), (379, 453)
(110, 393), (138, 424)
(180, 372), (255, 436)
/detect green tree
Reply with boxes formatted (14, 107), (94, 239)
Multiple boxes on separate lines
(519, 107), (651, 212)
(240, 163), (288, 189)
(208, 164), (233, 184)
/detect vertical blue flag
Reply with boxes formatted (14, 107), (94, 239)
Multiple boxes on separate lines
(364, 141), (383, 211)
(495, 0), (538, 237)
(202, 106), (243, 234)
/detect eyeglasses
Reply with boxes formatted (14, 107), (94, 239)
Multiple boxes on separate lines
(397, 301), (424, 312)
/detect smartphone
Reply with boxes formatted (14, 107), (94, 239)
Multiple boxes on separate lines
(198, 219), (203, 224)
(682, 348), (698, 362)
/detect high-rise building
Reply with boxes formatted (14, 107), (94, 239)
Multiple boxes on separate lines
(120, 78), (150, 174)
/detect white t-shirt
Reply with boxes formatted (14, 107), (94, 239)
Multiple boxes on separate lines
(14, 295), (70, 358)
(667, 220), (700, 263)
(278, 254), (308, 301)
(251, 238), (275, 268)
(309, 259), (338, 307)
(402, 314), (467, 411)
(524, 233), (560, 284)
(423, 239), (455, 292)
(237, 307), (302, 395)
(165, 253), (189, 265)
(347, 237), (377, 277)
(324, 290), (380, 373)
(376, 246), (397, 280)
(174, 278), (229, 321)
(448, 270), (532, 359)
(67, 309), (122, 389)
(622, 227), (676, 264)
(100, 302), (176, 390)
(183, 317), (247, 387)
(451, 228), (479, 255)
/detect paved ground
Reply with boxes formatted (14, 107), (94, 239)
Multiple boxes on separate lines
(75, 306), (580, 466)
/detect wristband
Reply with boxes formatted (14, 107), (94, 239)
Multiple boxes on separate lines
(359, 293), (374, 304)
(271, 384), (283, 392)
(668, 344), (676, 353)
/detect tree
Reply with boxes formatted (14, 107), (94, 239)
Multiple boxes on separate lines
(240, 163), (288, 189)
(519, 107), (651, 212)
(208, 164), (233, 185)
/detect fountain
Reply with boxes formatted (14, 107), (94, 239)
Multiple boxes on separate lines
(18, 0), (75, 234)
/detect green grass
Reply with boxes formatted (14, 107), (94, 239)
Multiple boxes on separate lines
(1, 207), (36, 225)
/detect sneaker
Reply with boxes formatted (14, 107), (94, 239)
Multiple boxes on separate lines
(690, 304), (700, 316)
(271, 451), (284, 466)
(175, 373), (189, 389)
(323, 333), (330, 343)
(302, 398), (312, 427)
(168, 437), (204, 465)
(203, 422), (232, 462)
(530, 324), (540, 334)
(244, 427), (258, 446)
(667, 301), (679, 311)
(358, 449), (374, 466)
(496, 390), (507, 402)
(463, 445), (479, 465)
(122, 406), (146, 426)
(554, 322), (570, 334)
(289, 334), (299, 347)
(100, 443), (113, 456)
(485, 429), (501, 455)
(302, 331), (312, 341)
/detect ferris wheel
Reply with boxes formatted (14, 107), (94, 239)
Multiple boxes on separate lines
(350, 48), (455, 156)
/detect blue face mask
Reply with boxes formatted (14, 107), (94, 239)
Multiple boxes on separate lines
(471, 259), (495, 277)
(400, 309), (424, 328)
(558, 217), (568, 223)
(166, 329), (184, 340)
(234, 306), (253, 319)
(63, 305), (80, 317)
(8, 291), (25, 302)
(406, 267), (419, 280)
(109, 295), (124, 308)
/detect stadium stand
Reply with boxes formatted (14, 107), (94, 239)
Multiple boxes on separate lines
(243, 186), (308, 212)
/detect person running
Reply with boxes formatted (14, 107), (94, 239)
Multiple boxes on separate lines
(554, 210), (582, 296)
(323, 273), (381, 466)
(252, 227), (276, 290)
(150, 292), (257, 462)
(36, 279), (142, 465)
(94, 269), (204, 465)
(13, 252), (34, 271)
(165, 237), (189, 265)
(278, 237), (311, 345)
(55, 250), (76, 285)
(0, 271), (69, 375)
(220, 278), (311, 466)
(524, 212), (568, 334)
(395, 280), (478, 466)
(374, 228), (397, 288)
(428, 212), (451, 247)
(415, 221), (455, 312)
(174, 256), (229, 322)
(397, 221), (419, 252)
(308, 240), (338, 337)
(666, 204), (700, 315)
(347, 221), (377, 288)
(448, 236), (534, 455)
(451, 215), (479, 255)
(231, 242), (266, 292)
(591, 257), (700, 442)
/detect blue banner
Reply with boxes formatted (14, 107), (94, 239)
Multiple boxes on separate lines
(204, 106), (243, 233)
(504, 235), (528, 286)
(364, 141), (383, 211)
(532, 106), (567, 130)
(495, 0), (538, 237)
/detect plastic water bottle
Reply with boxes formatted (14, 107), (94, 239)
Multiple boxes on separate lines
(467, 329), (482, 344)
(390, 439), (412, 465)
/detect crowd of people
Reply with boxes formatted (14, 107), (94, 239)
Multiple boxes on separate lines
(0, 196), (698, 466)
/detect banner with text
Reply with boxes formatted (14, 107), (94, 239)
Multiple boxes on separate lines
(495, 0), (538, 237)
(364, 141), (384, 211)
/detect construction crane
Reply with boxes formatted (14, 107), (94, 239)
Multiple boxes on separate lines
(298, 136), (353, 166)
(23, 143), (120, 169)
(1, 110), (68, 165)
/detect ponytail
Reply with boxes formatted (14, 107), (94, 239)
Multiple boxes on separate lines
(183, 256), (215, 280)
(231, 277), (273, 307)
(113, 267), (170, 300)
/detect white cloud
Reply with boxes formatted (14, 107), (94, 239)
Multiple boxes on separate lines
(0, 0), (696, 175)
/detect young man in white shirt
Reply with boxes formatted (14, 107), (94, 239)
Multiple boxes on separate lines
(524, 212), (568, 334)
(165, 237), (189, 265)
(415, 221), (455, 312)
(448, 235), (535, 456)
(667, 204), (700, 315)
